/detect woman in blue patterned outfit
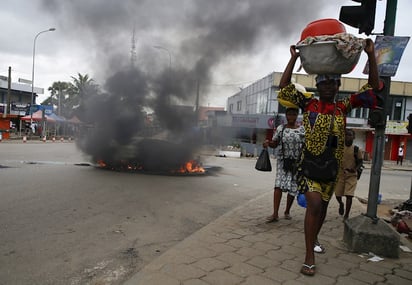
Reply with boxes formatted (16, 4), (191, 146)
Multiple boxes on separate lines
(264, 107), (305, 223)
(278, 38), (380, 276)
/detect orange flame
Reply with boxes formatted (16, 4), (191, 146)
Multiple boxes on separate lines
(173, 160), (205, 173)
(97, 159), (205, 174)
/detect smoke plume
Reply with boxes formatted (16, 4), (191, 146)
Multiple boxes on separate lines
(41, 0), (330, 169)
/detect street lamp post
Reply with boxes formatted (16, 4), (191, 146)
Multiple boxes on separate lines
(153, 45), (173, 107)
(30, 28), (56, 126)
(153, 45), (172, 71)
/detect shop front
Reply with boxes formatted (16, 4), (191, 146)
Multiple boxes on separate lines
(364, 120), (411, 161)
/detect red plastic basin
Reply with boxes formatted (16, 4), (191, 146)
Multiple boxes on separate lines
(300, 19), (346, 41)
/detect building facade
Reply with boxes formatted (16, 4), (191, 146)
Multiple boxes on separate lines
(224, 71), (412, 161)
(0, 77), (44, 139)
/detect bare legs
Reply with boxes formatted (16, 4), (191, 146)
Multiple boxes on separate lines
(285, 193), (295, 217)
(267, 187), (295, 222)
(303, 191), (329, 267)
(336, 196), (344, 215)
(344, 196), (353, 219)
(336, 195), (353, 219)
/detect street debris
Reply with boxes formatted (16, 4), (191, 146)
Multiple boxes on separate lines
(368, 254), (384, 262)
(389, 199), (412, 238)
(400, 245), (412, 252)
(358, 252), (384, 262)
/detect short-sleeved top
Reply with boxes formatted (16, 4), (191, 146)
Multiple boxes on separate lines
(273, 124), (305, 159)
(339, 145), (363, 178)
(277, 83), (377, 170)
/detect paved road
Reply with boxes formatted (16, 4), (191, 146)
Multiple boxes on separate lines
(0, 141), (410, 284)
(0, 141), (273, 284)
(356, 167), (411, 201)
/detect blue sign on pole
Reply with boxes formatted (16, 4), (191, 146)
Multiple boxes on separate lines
(363, 36), (410, 77)
(27, 104), (54, 116)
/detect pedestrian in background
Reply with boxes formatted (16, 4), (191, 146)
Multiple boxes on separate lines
(397, 145), (404, 166)
(335, 129), (363, 221)
(264, 107), (305, 223)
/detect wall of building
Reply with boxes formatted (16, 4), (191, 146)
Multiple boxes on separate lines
(222, 71), (412, 161)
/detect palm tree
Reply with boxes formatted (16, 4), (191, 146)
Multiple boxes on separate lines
(43, 73), (99, 120)
(70, 73), (101, 122)
(71, 73), (96, 106)
(46, 81), (71, 116)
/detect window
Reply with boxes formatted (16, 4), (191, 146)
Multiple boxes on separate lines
(257, 91), (267, 114)
(237, 101), (242, 111)
(393, 99), (403, 120)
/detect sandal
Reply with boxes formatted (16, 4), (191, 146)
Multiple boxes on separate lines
(265, 215), (279, 223)
(314, 242), (326, 254)
(301, 264), (316, 276)
(284, 214), (292, 220)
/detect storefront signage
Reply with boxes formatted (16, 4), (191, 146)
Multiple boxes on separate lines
(232, 116), (259, 128)
(385, 120), (409, 135)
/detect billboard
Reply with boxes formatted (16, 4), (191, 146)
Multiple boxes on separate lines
(363, 36), (410, 77)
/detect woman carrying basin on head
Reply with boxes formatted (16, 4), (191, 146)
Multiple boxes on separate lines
(277, 38), (381, 276)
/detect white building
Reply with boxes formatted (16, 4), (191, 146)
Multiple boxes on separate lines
(222, 71), (412, 161)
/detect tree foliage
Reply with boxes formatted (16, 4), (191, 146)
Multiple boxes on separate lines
(42, 73), (99, 119)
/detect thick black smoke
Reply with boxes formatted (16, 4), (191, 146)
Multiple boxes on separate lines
(41, 0), (330, 169)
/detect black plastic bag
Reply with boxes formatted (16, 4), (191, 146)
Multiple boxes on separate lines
(255, 148), (272, 172)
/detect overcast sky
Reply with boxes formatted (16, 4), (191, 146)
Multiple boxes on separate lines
(1, 0), (411, 107)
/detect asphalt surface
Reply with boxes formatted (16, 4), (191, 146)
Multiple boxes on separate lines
(1, 139), (411, 284)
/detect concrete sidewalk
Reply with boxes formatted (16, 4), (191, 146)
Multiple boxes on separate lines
(124, 191), (412, 285)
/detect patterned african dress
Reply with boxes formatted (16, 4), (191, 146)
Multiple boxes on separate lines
(278, 83), (377, 201)
(273, 124), (305, 196)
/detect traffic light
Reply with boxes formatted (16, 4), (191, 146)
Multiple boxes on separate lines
(368, 105), (385, 128)
(339, 0), (377, 35)
(368, 80), (386, 128)
(408, 114), (412, 134)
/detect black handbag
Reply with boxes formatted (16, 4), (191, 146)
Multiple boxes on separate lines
(255, 148), (272, 172)
(302, 146), (338, 182)
(301, 104), (338, 182)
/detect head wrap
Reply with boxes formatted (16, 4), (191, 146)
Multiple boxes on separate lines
(315, 74), (341, 85)
(277, 83), (313, 109)
(276, 83), (313, 110)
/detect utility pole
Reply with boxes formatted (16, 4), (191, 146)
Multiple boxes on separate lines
(58, 85), (62, 116)
(7, 67), (11, 116)
(365, 0), (397, 221)
(130, 25), (137, 68)
(340, 1), (401, 258)
(195, 80), (200, 126)
(3, 67), (11, 118)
